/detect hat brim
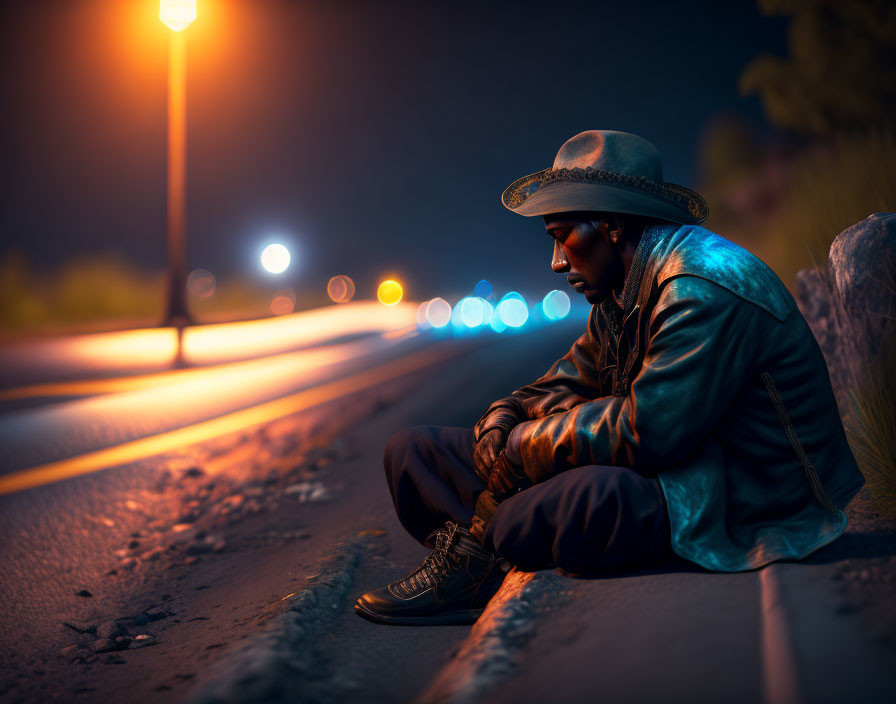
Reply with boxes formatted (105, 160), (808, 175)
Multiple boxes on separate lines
(502, 168), (708, 224)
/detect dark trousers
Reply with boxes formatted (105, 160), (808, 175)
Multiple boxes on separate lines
(384, 426), (672, 575)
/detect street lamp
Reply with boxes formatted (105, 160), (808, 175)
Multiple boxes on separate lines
(260, 243), (291, 275)
(160, 0), (196, 327)
(160, 0), (197, 31)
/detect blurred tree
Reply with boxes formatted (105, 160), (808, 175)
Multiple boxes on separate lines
(0, 251), (48, 329)
(697, 115), (764, 192)
(740, 0), (896, 135)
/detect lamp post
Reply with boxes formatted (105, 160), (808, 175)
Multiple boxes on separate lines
(160, 0), (196, 327)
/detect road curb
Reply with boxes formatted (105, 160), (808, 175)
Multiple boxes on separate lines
(417, 568), (563, 704)
(188, 537), (364, 704)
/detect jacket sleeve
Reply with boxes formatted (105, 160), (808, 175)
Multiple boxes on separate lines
(515, 276), (774, 482)
(473, 306), (605, 442)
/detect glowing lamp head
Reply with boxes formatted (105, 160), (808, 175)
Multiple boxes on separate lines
(377, 280), (403, 307)
(261, 244), (291, 274)
(160, 0), (197, 31)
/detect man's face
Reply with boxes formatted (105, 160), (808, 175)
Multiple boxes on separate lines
(544, 213), (624, 305)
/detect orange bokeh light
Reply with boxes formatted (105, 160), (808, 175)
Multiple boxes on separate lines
(270, 290), (295, 316)
(327, 275), (356, 303)
(377, 280), (403, 307)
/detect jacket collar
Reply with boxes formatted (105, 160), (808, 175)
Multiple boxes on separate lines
(598, 222), (673, 340)
(620, 223), (671, 316)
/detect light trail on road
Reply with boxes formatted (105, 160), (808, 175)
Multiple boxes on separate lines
(0, 330), (430, 474)
(0, 340), (468, 496)
(0, 301), (417, 387)
(0, 326), (421, 403)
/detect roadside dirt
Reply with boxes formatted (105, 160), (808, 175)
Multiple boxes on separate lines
(822, 489), (896, 652)
(0, 374), (424, 704)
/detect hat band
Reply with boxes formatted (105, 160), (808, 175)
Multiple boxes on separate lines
(504, 166), (707, 221)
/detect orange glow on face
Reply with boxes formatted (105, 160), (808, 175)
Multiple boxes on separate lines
(160, 0), (197, 32)
(327, 275), (355, 303)
(377, 280), (403, 307)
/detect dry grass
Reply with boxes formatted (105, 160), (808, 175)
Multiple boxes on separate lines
(800, 131), (896, 261)
(775, 129), (896, 283)
(707, 129), (896, 289)
(846, 322), (896, 520)
(0, 253), (165, 335)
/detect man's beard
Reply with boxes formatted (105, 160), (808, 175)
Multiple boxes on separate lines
(584, 257), (625, 305)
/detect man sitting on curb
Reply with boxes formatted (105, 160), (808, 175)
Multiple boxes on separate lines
(354, 130), (865, 626)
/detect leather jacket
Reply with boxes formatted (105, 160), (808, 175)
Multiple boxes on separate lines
(474, 223), (864, 572)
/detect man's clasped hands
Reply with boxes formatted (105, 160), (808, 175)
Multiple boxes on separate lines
(472, 426), (532, 501)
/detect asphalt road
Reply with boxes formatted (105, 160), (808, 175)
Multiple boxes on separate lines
(1, 311), (893, 704)
(0, 314), (583, 702)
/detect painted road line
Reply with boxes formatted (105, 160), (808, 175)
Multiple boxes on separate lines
(0, 341), (465, 496)
(760, 565), (803, 704)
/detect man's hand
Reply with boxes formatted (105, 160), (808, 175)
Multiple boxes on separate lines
(473, 428), (505, 483)
(487, 450), (530, 500)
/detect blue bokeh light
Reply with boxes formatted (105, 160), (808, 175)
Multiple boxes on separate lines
(450, 299), (467, 330)
(542, 290), (571, 320)
(474, 279), (493, 299)
(461, 297), (485, 327)
(480, 299), (494, 325)
(498, 293), (529, 328)
(490, 314), (507, 333)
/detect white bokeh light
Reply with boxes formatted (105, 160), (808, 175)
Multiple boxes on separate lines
(261, 244), (291, 274)
(425, 298), (452, 328)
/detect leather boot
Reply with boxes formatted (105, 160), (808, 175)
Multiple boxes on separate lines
(354, 521), (511, 626)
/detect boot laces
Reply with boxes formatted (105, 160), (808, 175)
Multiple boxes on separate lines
(395, 522), (461, 595)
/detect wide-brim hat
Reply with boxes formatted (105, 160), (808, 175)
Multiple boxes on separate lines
(501, 130), (708, 224)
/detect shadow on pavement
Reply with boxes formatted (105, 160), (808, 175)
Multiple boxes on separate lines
(552, 552), (705, 581)
(803, 531), (896, 564)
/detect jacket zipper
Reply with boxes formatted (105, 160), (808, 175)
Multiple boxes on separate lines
(760, 371), (840, 515)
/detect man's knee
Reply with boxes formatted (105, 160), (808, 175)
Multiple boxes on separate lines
(383, 426), (433, 479)
(552, 466), (668, 572)
(487, 465), (668, 573)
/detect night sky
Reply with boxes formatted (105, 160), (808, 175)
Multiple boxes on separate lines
(1, 0), (787, 302)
